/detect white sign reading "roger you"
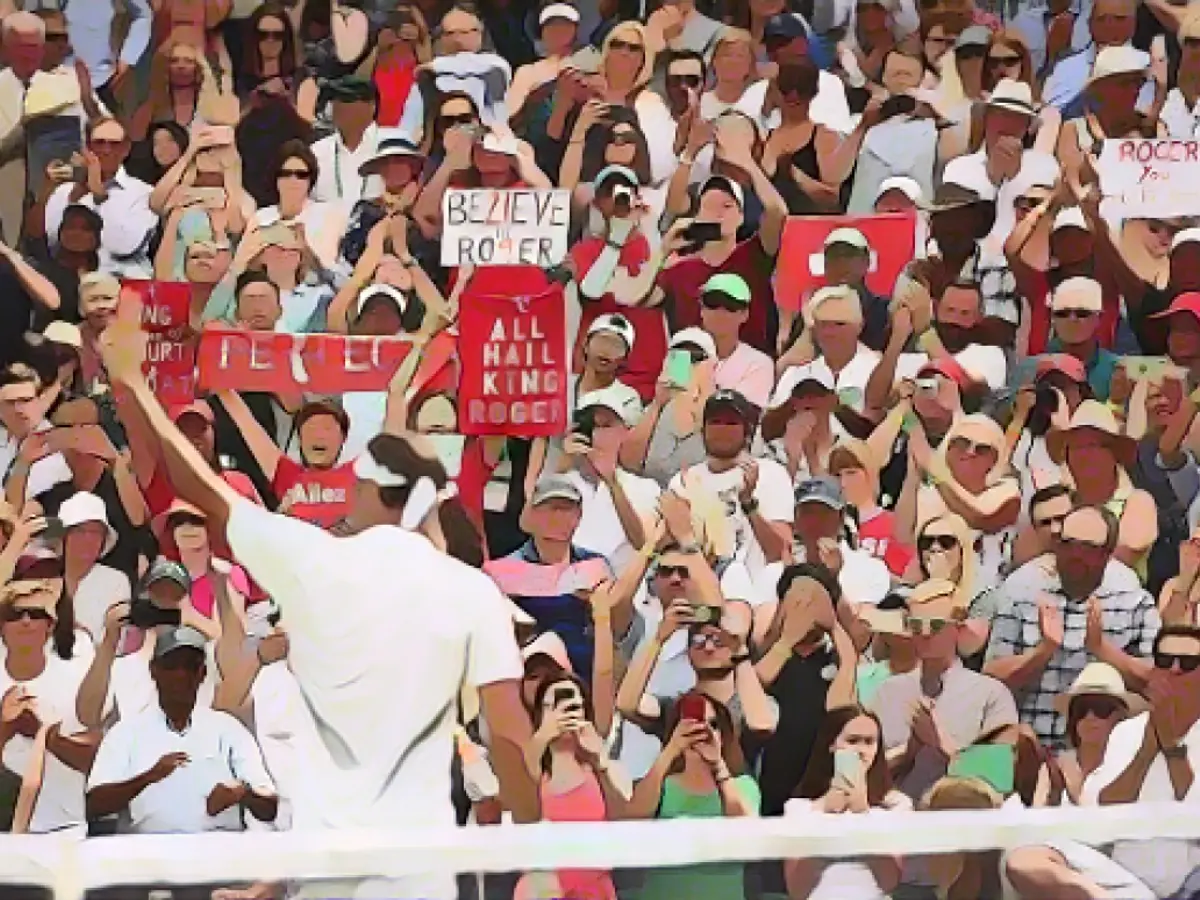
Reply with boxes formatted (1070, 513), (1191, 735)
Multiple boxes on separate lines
(441, 188), (571, 267)
(1098, 138), (1200, 219)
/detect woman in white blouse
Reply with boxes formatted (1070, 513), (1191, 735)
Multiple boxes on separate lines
(252, 139), (343, 269)
(784, 704), (909, 900)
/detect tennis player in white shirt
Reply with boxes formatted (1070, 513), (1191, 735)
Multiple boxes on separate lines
(98, 315), (538, 900)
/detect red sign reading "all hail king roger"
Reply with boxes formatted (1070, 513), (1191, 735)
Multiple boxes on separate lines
(456, 283), (568, 437)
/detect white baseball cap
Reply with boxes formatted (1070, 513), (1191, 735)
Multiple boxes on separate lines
(1052, 206), (1088, 233)
(587, 313), (636, 351)
(669, 327), (718, 360)
(539, 3), (580, 24)
(770, 360), (836, 407)
(577, 385), (637, 426)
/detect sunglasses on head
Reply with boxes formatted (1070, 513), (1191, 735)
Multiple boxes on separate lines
(609, 38), (643, 52)
(948, 436), (998, 457)
(657, 564), (690, 579)
(700, 292), (743, 313)
(668, 73), (703, 88)
(918, 534), (958, 552)
(3, 607), (52, 623)
(278, 167), (311, 180)
(1155, 652), (1200, 672)
(1052, 308), (1095, 320)
(1059, 535), (1107, 552)
(904, 614), (952, 636)
(1073, 694), (1125, 719)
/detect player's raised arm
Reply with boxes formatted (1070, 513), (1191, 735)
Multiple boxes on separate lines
(98, 303), (240, 534)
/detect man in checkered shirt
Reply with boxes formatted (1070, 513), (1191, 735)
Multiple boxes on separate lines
(984, 506), (1160, 749)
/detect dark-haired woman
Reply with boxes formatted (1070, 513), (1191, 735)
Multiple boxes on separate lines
(784, 705), (908, 900)
(762, 60), (874, 214)
(624, 692), (759, 900)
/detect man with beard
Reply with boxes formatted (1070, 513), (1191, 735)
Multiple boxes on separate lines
(986, 505), (1160, 748)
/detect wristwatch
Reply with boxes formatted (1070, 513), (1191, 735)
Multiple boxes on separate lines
(1162, 742), (1189, 760)
(677, 542), (703, 556)
(731, 654), (751, 666)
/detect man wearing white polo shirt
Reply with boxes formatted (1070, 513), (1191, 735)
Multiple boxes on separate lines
(85, 625), (278, 833)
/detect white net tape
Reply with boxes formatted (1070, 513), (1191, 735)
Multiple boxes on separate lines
(3, 803), (1199, 900)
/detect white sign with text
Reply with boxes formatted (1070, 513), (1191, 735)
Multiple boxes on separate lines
(441, 188), (571, 267)
(1098, 139), (1200, 219)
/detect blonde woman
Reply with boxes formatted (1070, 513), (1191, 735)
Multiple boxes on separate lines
(700, 29), (760, 120)
(908, 414), (1021, 591)
(129, 41), (229, 142)
(598, 23), (677, 184)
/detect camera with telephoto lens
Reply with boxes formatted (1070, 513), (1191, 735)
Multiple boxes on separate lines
(128, 593), (182, 629)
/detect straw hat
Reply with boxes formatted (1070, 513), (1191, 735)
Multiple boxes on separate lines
(1053, 661), (1146, 715)
(1046, 400), (1137, 468)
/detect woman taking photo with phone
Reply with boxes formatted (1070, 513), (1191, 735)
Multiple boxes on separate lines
(784, 704), (908, 900)
(624, 691), (758, 900)
(518, 672), (627, 900)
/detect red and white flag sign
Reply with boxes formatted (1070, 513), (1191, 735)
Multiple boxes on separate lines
(119, 280), (196, 405)
(456, 283), (568, 437)
(774, 213), (916, 313)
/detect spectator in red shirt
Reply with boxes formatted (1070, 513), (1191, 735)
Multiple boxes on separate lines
(211, 392), (354, 529)
(829, 438), (914, 577)
(654, 164), (787, 355)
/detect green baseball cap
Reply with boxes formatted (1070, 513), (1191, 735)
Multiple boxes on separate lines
(700, 273), (752, 305)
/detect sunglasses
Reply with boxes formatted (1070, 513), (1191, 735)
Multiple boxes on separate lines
(609, 130), (636, 145)
(1154, 652), (1200, 673)
(259, 28), (287, 39)
(278, 168), (311, 180)
(438, 113), (476, 129)
(89, 139), (123, 150)
(609, 38), (643, 52)
(905, 615), (952, 636)
(1072, 694), (1125, 719)
(956, 44), (987, 60)
(46, 32), (70, 43)
(668, 73), (703, 88)
(3, 607), (52, 623)
(948, 436), (998, 457)
(987, 53), (1022, 68)
(1052, 308), (1096, 320)
(689, 631), (729, 650)
(171, 513), (207, 528)
(1035, 512), (1067, 530)
(918, 534), (958, 552)
(700, 293), (744, 313)
(657, 564), (690, 579)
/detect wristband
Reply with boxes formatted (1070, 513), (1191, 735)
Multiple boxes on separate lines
(740, 498), (759, 515)
(677, 542), (702, 555)
(1163, 742), (1189, 760)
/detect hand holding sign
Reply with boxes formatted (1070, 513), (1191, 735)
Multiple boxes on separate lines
(99, 294), (149, 385)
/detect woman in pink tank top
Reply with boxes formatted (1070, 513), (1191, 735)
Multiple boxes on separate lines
(516, 673), (625, 900)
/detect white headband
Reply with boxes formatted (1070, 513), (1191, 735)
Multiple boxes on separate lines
(353, 451), (444, 531)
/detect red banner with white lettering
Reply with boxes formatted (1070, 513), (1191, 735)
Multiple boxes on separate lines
(774, 213), (917, 313)
(456, 283), (567, 437)
(196, 329), (453, 395)
(119, 280), (196, 405)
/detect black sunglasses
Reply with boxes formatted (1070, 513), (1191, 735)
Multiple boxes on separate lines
(46, 32), (70, 43)
(918, 534), (958, 552)
(437, 113), (476, 129)
(1052, 308), (1095, 320)
(987, 53), (1021, 68)
(1072, 694), (1125, 719)
(170, 513), (207, 528)
(258, 28), (287, 39)
(3, 607), (52, 623)
(700, 292), (743, 313)
(668, 73), (703, 87)
(657, 564), (690, 579)
(609, 130), (636, 145)
(609, 38), (643, 52)
(278, 167), (311, 180)
(1155, 652), (1200, 673)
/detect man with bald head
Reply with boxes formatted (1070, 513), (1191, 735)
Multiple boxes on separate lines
(986, 505), (1160, 747)
(0, 12), (47, 243)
